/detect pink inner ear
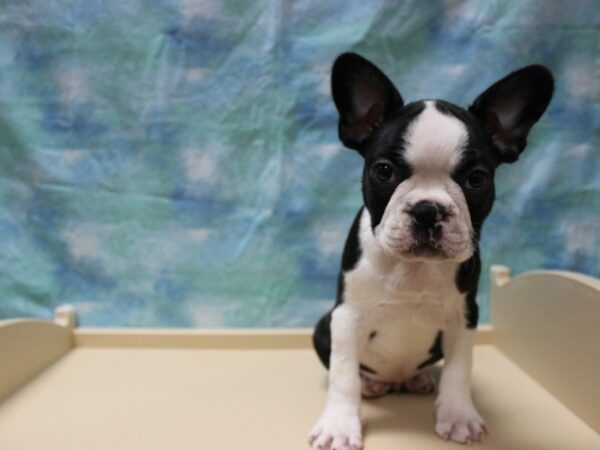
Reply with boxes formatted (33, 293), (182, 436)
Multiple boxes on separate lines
(483, 109), (503, 136)
(352, 83), (386, 133)
(344, 101), (384, 144)
(484, 109), (513, 149)
(491, 96), (526, 130)
(363, 102), (384, 128)
(483, 108), (521, 162)
(348, 102), (384, 139)
(353, 82), (385, 117)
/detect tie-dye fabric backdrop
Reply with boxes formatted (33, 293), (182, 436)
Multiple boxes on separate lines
(0, 0), (598, 327)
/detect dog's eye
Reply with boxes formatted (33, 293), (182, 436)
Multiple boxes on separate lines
(372, 163), (396, 184)
(466, 169), (490, 190)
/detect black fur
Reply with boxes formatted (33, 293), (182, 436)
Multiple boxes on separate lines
(417, 331), (444, 370)
(361, 102), (424, 229)
(455, 254), (482, 328)
(313, 208), (363, 368)
(469, 65), (554, 163)
(313, 53), (553, 370)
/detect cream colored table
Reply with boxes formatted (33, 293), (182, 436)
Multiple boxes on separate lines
(1, 266), (599, 450)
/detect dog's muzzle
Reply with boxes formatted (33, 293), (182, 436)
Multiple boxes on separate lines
(376, 192), (473, 262)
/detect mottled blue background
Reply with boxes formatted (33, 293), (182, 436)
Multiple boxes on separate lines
(0, 0), (598, 327)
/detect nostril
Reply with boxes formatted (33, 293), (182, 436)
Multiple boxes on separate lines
(410, 201), (446, 229)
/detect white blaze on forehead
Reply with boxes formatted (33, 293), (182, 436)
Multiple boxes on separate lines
(403, 101), (467, 173)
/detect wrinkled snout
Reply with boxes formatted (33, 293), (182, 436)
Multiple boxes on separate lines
(376, 192), (473, 262)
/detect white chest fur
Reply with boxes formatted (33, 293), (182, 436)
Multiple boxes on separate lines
(342, 210), (467, 382)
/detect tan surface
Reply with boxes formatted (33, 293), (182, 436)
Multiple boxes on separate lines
(0, 319), (71, 402)
(0, 345), (598, 450)
(1, 267), (598, 449)
(490, 266), (600, 434)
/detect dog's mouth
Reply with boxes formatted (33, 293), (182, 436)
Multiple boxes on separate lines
(404, 225), (449, 259)
(380, 228), (451, 261)
(403, 242), (448, 260)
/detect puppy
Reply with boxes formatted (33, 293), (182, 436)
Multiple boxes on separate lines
(309, 53), (553, 449)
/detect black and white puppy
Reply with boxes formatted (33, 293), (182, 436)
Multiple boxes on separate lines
(309, 53), (553, 449)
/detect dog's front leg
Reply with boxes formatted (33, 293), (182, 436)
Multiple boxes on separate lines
(435, 326), (486, 444)
(309, 304), (366, 450)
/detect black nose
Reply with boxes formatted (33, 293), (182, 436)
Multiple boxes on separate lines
(410, 201), (445, 229)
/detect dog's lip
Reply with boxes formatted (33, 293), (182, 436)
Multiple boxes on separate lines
(403, 244), (448, 260)
(380, 235), (449, 260)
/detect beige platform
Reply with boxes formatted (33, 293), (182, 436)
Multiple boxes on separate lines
(1, 266), (599, 450)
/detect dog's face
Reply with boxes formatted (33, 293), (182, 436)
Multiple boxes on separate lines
(331, 53), (553, 262)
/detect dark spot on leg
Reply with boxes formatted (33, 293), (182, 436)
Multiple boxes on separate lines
(369, 331), (377, 340)
(417, 331), (444, 370)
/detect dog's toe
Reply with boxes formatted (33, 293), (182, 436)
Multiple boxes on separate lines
(435, 396), (486, 445)
(309, 410), (363, 450)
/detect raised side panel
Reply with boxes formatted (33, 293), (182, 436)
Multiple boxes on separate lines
(73, 327), (492, 349)
(490, 265), (600, 434)
(0, 319), (72, 402)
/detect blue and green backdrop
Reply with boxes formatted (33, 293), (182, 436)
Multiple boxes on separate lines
(0, 0), (598, 327)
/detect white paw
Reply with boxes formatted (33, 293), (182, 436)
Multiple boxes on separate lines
(308, 409), (363, 450)
(435, 396), (487, 444)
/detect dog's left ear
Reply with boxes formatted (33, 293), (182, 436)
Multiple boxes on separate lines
(469, 65), (554, 163)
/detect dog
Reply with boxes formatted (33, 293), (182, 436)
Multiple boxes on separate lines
(308, 53), (553, 449)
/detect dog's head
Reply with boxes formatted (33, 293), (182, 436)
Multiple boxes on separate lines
(331, 53), (553, 262)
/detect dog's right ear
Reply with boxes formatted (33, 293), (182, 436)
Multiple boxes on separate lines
(469, 65), (554, 163)
(331, 53), (404, 153)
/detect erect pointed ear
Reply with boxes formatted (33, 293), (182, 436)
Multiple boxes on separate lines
(469, 65), (554, 163)
(331, 53), (404, 153)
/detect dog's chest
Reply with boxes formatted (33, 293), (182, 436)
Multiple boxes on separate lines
(344, 258), (465, 382)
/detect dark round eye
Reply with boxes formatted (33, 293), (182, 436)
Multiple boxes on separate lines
(372, 163), (396, 184)
(466, 169), (490, 190)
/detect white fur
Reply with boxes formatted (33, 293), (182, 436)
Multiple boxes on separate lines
(403, 101), (467, 174)
(349, 210), (466, 382)
(435, 327), (486, 443)
(311, 208), (484, 448)
(310, 102), (484, 449)
(374, 101), (473, 262)
(310, 304), (365, 450)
